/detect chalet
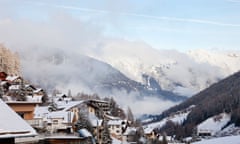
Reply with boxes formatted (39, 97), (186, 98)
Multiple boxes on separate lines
(6, 101), (41, 120)
(122, 127), (137, 143)
(25, 84), (36, 96)
(144, 127), (158, 140)
(34, 88), (45, 96)
(6, 75), (23, 85)
(46, 111), (74, 133)
(30, 106), (49, 129)
(107, 119), (127, 140)
(85, 99), (110, 117)
(8, 84), (36, 95)
(56, 100), (85, 127)
(32, 101), (84, 133)
(55, 93), (72, 102)
(197, 129), (212, 137)
(0, 99), (37, 144)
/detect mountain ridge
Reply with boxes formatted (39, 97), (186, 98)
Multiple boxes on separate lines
(90, 44), (240, 97)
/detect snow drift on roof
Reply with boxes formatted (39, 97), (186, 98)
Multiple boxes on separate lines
(0, 99), (37, 138)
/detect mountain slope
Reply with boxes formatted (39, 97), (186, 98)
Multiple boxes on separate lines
(90, 41), (240, 97)
(145, 71), (240, 139)
(20, 48), (186, 102)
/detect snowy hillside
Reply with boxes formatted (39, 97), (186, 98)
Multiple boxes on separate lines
(90, 41), (240, 97)
(188, 49), (240, 74)
(143, 106), (193, 131)
(197, 113), (230, 136)
(193, 135), (240, 144)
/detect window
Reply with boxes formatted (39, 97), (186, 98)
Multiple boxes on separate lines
(53, 120), (58, 124)
(17, 112), (24, 118)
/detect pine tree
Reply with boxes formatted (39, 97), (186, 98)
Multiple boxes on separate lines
(75, 110), (94, 134)
(127, 106), (134, 124)
(41, 90), (49, 105)
(109, 97), (119, 116)
(109, 97), (126, 119)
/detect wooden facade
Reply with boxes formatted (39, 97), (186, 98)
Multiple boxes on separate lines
(39, 137), (91, 144)
(6, 102), (40, 120)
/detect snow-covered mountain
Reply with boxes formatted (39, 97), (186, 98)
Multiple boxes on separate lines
(19, 47), (185, 101)
(89, 40), (240, 97)
(16, 43), (240, 115)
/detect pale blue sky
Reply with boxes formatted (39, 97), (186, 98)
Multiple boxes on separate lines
(1, 0), (240, 51)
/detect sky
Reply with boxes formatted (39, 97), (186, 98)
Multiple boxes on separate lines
(1, 0), (240, 51)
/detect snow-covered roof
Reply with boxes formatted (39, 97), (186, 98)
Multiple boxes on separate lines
(6, 101), (41, 104)
(143, 127), (154, 134)
(6, 76), (20, 81)
(9, 85), (37, 91)
(104, 114), (121, 120)
(47, 111), (74, 123)
(56, 93), (67, 97)
(26, 96), (42, 103)
(78, 128), (92, 137)
(55, 101), (84, 111)
(1, 81), (8, 85)
(33, 88), (43, 93)
(9, 85), (20, 90)
(108, 120), (125, 126)
(25, 84), (36, 90)
(34, 106), (49, 119)
(0, 99), (37, 138)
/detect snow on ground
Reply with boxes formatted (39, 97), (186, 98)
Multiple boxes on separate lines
(216, 124), (240, 137)
(112, 137), (129, 144)
(197, 113), (230, 135)
(144, 111), (190, 130)
(193, 135), (240, 144)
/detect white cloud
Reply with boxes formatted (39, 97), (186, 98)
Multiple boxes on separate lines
(27, 2), (240, 27)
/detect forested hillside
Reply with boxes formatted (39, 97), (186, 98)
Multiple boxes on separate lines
(153, 71), (240, 139)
